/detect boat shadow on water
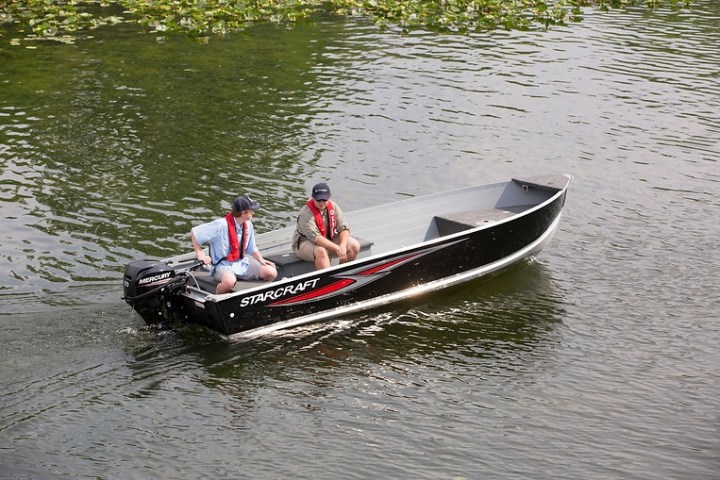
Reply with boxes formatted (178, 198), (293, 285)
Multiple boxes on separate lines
(129, 259), (565, 385)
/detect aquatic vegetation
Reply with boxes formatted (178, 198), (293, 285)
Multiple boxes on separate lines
(0, 0), (694, 43)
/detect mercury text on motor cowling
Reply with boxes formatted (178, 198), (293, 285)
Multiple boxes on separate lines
(138, 271), (173, 285)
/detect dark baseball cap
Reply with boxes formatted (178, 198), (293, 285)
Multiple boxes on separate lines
(232, 194), (260, 212)
(311, 183), (331, 201)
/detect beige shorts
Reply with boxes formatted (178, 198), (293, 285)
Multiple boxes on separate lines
(293, 239), (341, 262)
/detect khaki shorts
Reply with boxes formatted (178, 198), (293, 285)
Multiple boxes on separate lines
(293, 240), (318, 262)
(293, 239), (343, 262)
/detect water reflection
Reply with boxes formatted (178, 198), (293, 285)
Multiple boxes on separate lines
(135, 262), (564, 394)
(1, 21), (371, 301)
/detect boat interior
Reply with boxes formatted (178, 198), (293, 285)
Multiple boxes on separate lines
(167, 176), (566, 295)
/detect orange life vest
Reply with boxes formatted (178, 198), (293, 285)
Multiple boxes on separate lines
(224, 213), (248, 262)
(306, 199), (337, 239)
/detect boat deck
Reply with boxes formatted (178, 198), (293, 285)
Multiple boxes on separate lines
(172, 175), (568, 295)
(187, 205), (533, 294)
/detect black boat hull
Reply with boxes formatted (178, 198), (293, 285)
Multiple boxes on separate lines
(123, 175), (570, 339)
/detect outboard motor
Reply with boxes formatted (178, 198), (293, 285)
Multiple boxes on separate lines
(123, 259), (180, 325)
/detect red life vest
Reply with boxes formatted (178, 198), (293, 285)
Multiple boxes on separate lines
(306, 199), (337, 239)
(224, 213), (249, 262)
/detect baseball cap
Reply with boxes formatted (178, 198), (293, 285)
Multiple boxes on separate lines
(233, 194), (261, 212)
(311, 183), (331, 201)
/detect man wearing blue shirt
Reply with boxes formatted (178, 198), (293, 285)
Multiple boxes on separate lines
(191, 195), (277, 294)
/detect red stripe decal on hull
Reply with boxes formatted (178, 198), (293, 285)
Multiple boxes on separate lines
(269, 278), (355, 306)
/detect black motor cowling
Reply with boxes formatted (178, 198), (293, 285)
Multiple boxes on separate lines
(123, 259), (179, 325)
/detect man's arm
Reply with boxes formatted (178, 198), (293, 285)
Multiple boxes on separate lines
(191, 229), (211, 264)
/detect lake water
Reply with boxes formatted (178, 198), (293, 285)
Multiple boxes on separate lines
(1, 4), (719, 479)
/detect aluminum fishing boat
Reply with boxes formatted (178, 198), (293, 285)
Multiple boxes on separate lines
(123, 174), (571, 339)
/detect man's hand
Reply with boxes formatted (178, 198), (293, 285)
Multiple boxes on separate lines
(197, 252), (211, 264)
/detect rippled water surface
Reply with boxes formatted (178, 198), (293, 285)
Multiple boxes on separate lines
(1, 4), (719, 479)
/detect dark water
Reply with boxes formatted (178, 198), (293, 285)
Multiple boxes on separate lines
(2, 5), (719, 479)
